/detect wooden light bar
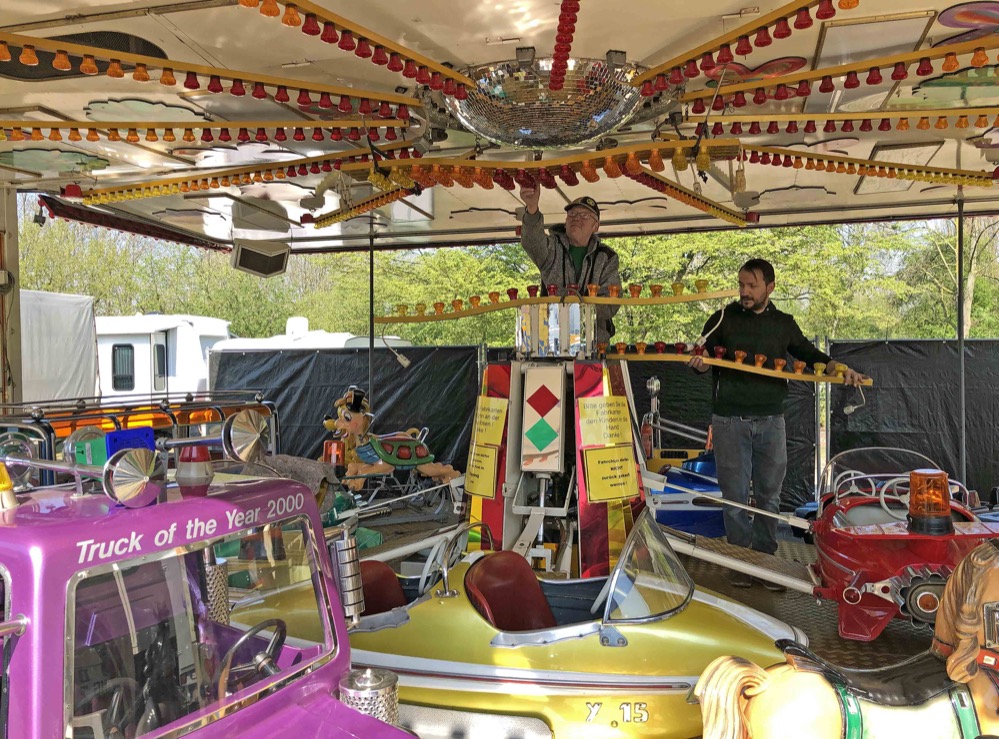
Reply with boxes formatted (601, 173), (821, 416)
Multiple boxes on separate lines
(627, 166), (751, 226)
(241, 0), (476, 93)
(0, 119), (411, 145)
(311, 187), (412, 228)
(742, 144), (995, 187)
(634, 0), (857, 87)
(0, 31), (418, 111)
(81, 140), (417, 204)
(681, 35), (999, 102)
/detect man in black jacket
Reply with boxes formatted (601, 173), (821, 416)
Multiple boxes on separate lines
(690, 258), (866, 589)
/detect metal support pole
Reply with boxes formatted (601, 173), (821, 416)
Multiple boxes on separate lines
(368, 214), (375, 406)
(957, 192), (966, 483)
(0, 187), (21, 405)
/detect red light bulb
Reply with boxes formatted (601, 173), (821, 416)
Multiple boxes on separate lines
(338, 30), (356, 51)
(302, 14), (320, 35)
(754, 26), (772, 47)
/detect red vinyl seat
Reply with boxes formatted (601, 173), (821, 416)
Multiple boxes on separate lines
(464, 550), (557, 632)
(360, 560), (407, 616)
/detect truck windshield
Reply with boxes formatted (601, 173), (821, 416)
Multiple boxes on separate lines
(68, 515), (332, 738)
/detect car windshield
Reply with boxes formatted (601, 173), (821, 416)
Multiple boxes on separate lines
(604, 509), (693, 623)
(818, 447), (944, 500)
(68, 515), (331, 738)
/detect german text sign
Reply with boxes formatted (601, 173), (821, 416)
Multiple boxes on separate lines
(465, 443), (499, 499)
(582, 444), (638, 503)
(578, 396), (632, 447)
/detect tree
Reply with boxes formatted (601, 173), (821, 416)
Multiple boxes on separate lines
(18, 193), (999, 345)
(892, 217), (999, 339)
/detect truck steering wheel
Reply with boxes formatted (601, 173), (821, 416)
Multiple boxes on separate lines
(217, 618), (287, 698)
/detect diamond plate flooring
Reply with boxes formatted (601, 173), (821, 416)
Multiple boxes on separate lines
(678, 532), (932, 668)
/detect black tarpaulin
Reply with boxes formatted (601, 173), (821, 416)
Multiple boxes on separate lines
(211, 347), (479, 464)
(625, 360), (816, 510)
(829, 340), (999, 497)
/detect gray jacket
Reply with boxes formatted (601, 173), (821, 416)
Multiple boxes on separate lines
(520, 210), (621, 343)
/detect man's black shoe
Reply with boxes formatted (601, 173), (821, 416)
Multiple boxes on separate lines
(727, 570), (753, 588)
(758, 578), (787, 593)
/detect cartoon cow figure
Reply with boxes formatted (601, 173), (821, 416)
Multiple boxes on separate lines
(323, 386), (460, 492)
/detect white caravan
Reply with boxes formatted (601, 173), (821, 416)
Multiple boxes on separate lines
(209, 316), (411, 352)
(95, 314), (231, 399)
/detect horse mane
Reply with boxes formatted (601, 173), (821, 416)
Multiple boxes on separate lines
(695, 656), (769, 739)
(937, 541), (999, 682)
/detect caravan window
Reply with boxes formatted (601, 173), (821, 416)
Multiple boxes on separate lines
(153, 343), (166, 391)
(111, 344), (135, 391)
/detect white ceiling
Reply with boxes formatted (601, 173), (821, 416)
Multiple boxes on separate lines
(2, 0), (998, 250)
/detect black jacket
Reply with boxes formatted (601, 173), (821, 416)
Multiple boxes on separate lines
(701, 301), (831, 417)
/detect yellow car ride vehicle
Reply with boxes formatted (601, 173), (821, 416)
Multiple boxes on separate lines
(341, 510), (804, 739)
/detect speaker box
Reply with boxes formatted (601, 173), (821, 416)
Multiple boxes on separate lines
(231, 239), (290, 278)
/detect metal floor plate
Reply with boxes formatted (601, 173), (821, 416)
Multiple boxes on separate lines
(677, 534), (932, 668)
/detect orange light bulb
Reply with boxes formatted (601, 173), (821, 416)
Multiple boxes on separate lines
(86, 128), (99, 142)
(68, 128), (81, 142)
(52, 50), (72, 71)
(19, 45), (38, 66)
(48, 128), (62, 141)
(80, 55), (99, 75)
(0, 42), (10, 63)
(281, 3), (301, 26)
(972, 47), (988, 67)
(132, 63), (150, 82)
(259, 0), (281, 17)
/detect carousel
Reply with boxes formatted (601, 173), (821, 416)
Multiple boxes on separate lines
(2, 0), (999, 738)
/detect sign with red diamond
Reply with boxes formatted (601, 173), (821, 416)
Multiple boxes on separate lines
(522, 366), (564, 473)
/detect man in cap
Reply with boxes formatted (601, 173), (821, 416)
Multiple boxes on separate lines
(519, 184), (621, 344)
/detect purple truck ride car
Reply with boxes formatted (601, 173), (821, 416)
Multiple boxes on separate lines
(0, 467), (412, 738)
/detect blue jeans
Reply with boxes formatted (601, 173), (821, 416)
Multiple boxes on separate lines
(711, 414), (787, 555)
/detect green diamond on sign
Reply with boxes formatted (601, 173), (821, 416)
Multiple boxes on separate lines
(525, 417), (558, 452)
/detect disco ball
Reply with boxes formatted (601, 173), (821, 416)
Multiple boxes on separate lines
(442, 57), (652, 150)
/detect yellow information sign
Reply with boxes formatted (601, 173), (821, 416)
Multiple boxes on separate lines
(583, 444), (639, 503)
(578, 396), (632, 448)
(472, 396), (509, 447)
(465, 443), (499, 499)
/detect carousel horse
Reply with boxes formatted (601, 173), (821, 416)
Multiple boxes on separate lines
(696, 540), (999, 739)
(323, 386), (460, 492)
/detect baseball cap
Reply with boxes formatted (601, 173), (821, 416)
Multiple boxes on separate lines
(564, 196), (600, 220)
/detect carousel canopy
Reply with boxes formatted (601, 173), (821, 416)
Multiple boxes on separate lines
(2, 0), (998, 253)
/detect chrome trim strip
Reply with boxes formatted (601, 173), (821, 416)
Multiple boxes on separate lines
(488, 621), (600, 648)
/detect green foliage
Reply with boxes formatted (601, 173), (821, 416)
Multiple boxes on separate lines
(17, 195), (999, 344)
